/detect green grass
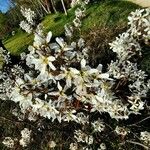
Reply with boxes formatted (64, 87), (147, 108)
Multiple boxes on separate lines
(3, 0), (140, 56)
(4, 29), (33, 55)
(82, 0), (140, 31)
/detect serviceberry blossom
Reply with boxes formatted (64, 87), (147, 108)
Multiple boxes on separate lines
(128, 8), (150, 41)
(20, 7), (36, 33)
(2, 137), (15, 148)
(92, 120), (105, 133)
(98, 143), (107, 150)
(140, 131), (150, 146)
(19, 128), (31, 147)
(48, 141), (56, 148)
(74, 130), (93, 145)
(115, 126), (128, 137)
(70, 143), (78, 150)
(64, 24), (74, 37)
(0, 47), (10, 64)
(20, 20), (33, 34)
(68, 0), (89, 30)
(21, 7), (36, 25)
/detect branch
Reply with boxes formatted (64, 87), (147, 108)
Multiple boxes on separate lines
(128, 116), (150, 127)
(0, 116), (36, 129)
(126, 140), (149, 150)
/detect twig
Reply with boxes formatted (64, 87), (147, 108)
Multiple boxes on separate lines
(104, 122), (113, 130)
(0, 116), (36, 129)
(130, 131), (141, 141)
(126, 140), (149, 150)
(128, 116), (150, 127)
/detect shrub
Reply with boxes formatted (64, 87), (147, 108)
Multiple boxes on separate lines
(0, 1), (150, 150)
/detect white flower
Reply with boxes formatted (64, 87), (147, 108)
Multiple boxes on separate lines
(69, 143), (78, 150)
(38, 100), (59, 121)
(85, 135), (93, 145)
(78, 38), (85, 48)
(56, 67), (80, 88)
(76, 112), (88, 124)
(74, 130), (93, 145)
(109, 100), (129, 120)
(46, 31), (52, 43)
(75, 8), (84, 18)
(48, 82), (68, 103)
(56, 37), (74, 51)
(10, 88), (33, 111)
(20, 20), (33, 33)
(109, 32), (141, 61)
(48, 141), (56, 148)
(19, 139), (27, 147)
(33, 29), (45, 47)
(31, 52), (56, 73)
(31, 98), (44, 111)
(21, 7), (36, 25)
(92, 120), (105, 133)
(128, 96), (144, 113)
(2, 137), (15, 148)
(84, 0), (90, 5)
(73, 18), (81, 27)
(140, 131), (150, 146)
(115, 126), (128, 136)
(33, 24), (51, 48)
(98, 143), (107, 150)
(74, 130), (86, 143)
(63, 110), (77, 122)
(19, 128), (31, 147)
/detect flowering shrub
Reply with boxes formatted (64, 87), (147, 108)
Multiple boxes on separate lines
(1, 1), (150, 149)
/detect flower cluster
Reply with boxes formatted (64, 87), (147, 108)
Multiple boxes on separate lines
(0, 47), (10, 65)
(70, 128), (107, 150)
(108, 8), (150, 116)
(128, 9), (150, 42)
(65, 0), (89, 37)
(21, 7), (36, 25)
(73, 0), (89, 27)
(2, 137), (15, 148)
(2, 128), (31, 148)
(0, 50), (24, 101)
(19, 128), (32, 147)
(20, 7), (36, 33)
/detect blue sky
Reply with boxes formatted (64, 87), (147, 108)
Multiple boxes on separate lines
(0, 0), (10, 13)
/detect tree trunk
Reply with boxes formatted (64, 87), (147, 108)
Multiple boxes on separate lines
(61, 0), (67, 15)
(38, 0), (50, 14)
(45, 0), (51, 13)
(50, 0), (57, 13)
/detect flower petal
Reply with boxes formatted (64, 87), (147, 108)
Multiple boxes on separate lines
(46, 31), (52, 43)
(81, 58), (86, 68)
(49, 62), (56, 70)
